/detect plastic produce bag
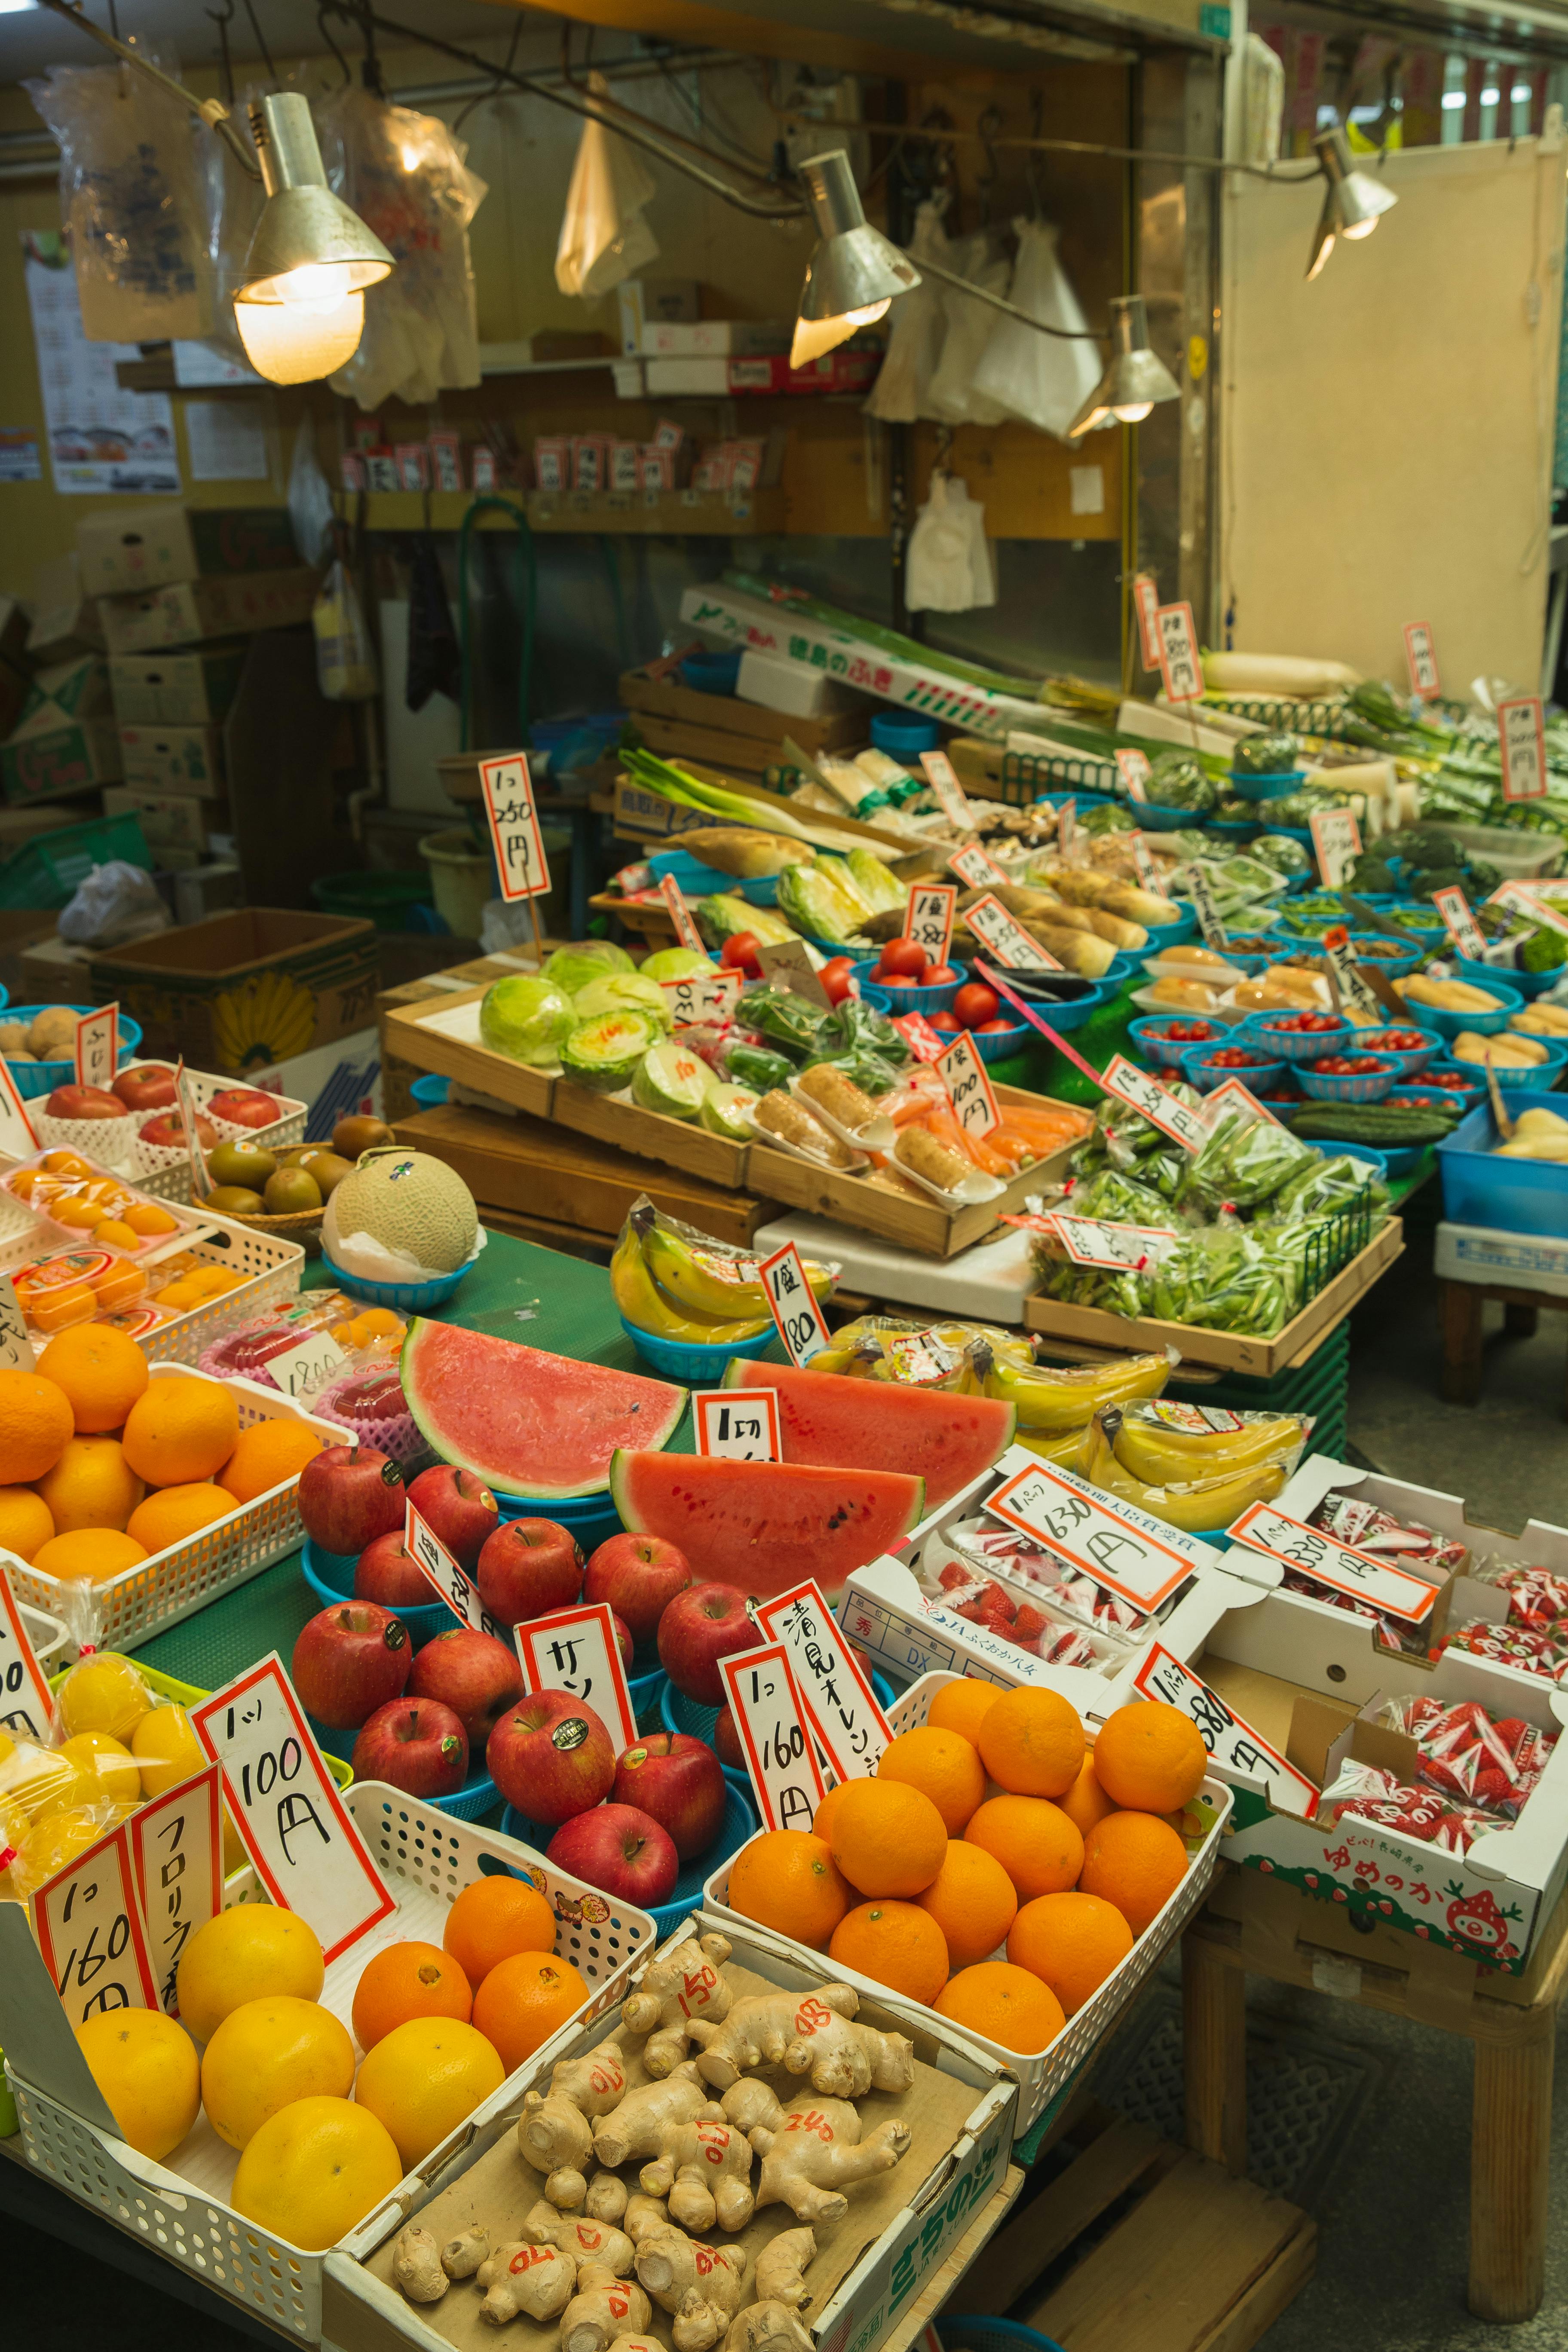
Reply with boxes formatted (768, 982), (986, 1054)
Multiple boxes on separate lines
(970, 220), (1100, 441)
(906, 471), (996, 613)
(57, 861), (168, 948)
(864, 198), (950, 423)
(555, 72), (658, 298)
(926, 233), (1010, 426)
(287, 413), (334, 570)
(312, 559), (378, 701)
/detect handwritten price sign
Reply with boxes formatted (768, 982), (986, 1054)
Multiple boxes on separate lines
(919, 749), (973, 827)
(1228, 1502), (1438, 1625)
(965, 891), (1061, 972)
(0, 1566), (54, 1739)
(720, 1642), (826, 1831)
(0, 1274), (33, 1373)
(1403, 622), (1441, 698)
(129, 1764), (223, 2016)
(1155, 602), (1203, 702)
(264, 1331), (347, 1401)
(662, 968), (741, 1028)
(905, 882), (956, 966)
(1309, 808), (1362, 890)
(756, 1579), (891, 1782)
(891, 1011), (946, 1064)
(987, 1459), (1219, 1611)
(1102, 1055), (1208, 1152)
(480, 753), (552, 902)
(658, 873), (706, 954)
(34, 1820), (158, 2022)
(1133, 1646), (1317, 1817)
(693, 1387), (781, 1461)
(406, 1501), (507, 1642)
(937, 1031), (999, 1139)
(1050, 1213), (1178, 1271)
(0, 1060), (38, 1160)
(1499, 697), (1548, 802)
(948, 842), (1010, 891)
(759, 1241), (830, 1366)
(1118, 750), (1152, 800)
(1432, 886), (1486, 960)
(1185, 864), (1228, 949)
(516, 1602), (637, 1753)
(74, 1003), (118, 1092)
(1133, 576), (1160, 670)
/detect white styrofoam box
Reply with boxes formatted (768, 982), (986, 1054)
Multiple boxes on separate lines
(736, 643), (864, 720)
(2, 1786), (655, 2342)
(750, 1209), (1038, 1323)
(1436, 1219), (1568, 1295)
(332, 1909), (1016, 2352)
(704, 1673), (1231, 2136)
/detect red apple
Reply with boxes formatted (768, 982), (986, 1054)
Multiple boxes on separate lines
(406, 1464), (499, 1572)
(291, 1601), (410, 1730)
(546, 1803), (679, 1907)
(476, 1518), (583, 1626)
(714, 1706), (743, 1772)
(207, 1086), (279, 1129)
(138, 1108), (217, 1150)
(407, 1627), (523, 1746)
(355, 1532), (435, 1610)
(352, 1697), (468, 1798)
(298, 1445), (406, 1556)
(45, 1084), (124, 1121)
(611, 1613), (634, 1671)
(584, 1533), (693, 1645)
(112, 1063), (178, 1112)
(487, 1690), (615, 1824)
(657, 1583), (754, 1708)
(611, 1732), (725, 1862)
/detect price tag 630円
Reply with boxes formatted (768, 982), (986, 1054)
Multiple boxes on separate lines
(719, 1642), (826, 1832)
(986, 1458), (1219, 1611)
(759, 1242), (830, 1366)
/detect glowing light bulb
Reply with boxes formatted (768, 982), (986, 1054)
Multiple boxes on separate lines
(1112, 401), (1154, 423)
(235, 290), (365, 383)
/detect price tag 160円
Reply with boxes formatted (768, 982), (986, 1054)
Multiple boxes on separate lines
(0, 1564), (54, 1738)
(719, 1642), (826, 1832)
(759, 1241), (830, 1366)
(34, 1819), (159, 2022)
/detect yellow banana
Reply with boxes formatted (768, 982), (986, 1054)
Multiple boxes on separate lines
(1112, 1408), (1304, 1488)
(645, 1223), (833, 1321)
(611, 1231), (771, 1347)
(1012, 1422), (1094, 1466)
(1080, 1409), (1285, 1533)
(984, 1350), (1170, 1432)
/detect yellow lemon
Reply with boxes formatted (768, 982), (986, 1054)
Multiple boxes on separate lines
(0, 1739), (80, 1825)
(176, 1906), (325, 2045)
(19, 1804), (135, 1883)
(57, 1654), (153, 1744)
(75, 2010), (200, 2160)
(230, 2097), (404, 2250)
(201, 1996), (355, 2150)
(59, 1731), (142, 1807)
(130, 1704), (206, 1800)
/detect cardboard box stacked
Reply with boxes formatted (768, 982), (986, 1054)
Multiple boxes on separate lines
(616, 661), (867, 802)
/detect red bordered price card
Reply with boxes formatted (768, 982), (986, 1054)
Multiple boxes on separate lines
(1432, 886), (1486, 959)
(1133, 576), (1161, 669)
(948, 841), (1009, 890)
(692, 1387), (781, 1461)
(1117, 750), (1152, 801)
(1130, 832), (1162, 893)
(756, 1578), (891, 1781)
(919, 749), (973, 827)
(1185, 864), (1228, 949)
(191, 1656), (396, 1961)
(516, 1602), (637, 1754)
(720, 1642), (826, 1831)
(34, 1819), (159, 2021)
(481, 753), (552, 902)
(1487, 881), (1568, 941)
(1050, 1213), (1178, 1271)
(1320, 925), (1387, 1022)
(759, 1241), (830, 1366)
(1102, 1055), (1208, 1151)
(0, 1058), (37, 1159)
(905, 882), (956, 966)
(965, 891), (1061, 972)
(1228, 1502), (1438, 1625)
(1133, 1645), (1317, 1818)
(129, 1763), (223, 2016)
(0, 1274), (32, 1372)
(406, 1500), (508, 1642)
(658, 873), (706, 954)
(74, 1003), (118, 1091)
(1203, 1076), (1286, 1132)
(1155, 602), (1203, 701)
(891, 1011), (946, 1064)
(1309, 808), (1362, 889)
(1403, 622), (1440, 698)
(1499, 697), (1548, 801)
(0, 1565), (53, 1739)
(936, 1030), (999, 1138)
(661, 967), (741, 1028)
(986, 1459), (1217, 1611)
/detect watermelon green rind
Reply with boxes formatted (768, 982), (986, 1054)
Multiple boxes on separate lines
(609, 1449), (925, 1601)
(401, 1319), (686, 1499)
(720, 1356), (1015, 1511)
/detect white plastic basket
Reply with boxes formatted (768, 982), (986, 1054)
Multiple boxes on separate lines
(18, 1598), (68, 1673)
(702, 1669), (1234, 2134)
(132, 1069), (309, 1200)
(6, 1782), (656, 2342)
(3, 1362), (337, 1651)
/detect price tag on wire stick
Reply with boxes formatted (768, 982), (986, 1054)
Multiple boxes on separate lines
(658, 872), (706, 955)
(937, 1031), (1000, 1138)
(1204, 1076), (1287, 1132)
(905, 881), (956, 966)
(0, 1274), (33, 1372)
(1130, 832), (1162, 894)
(129, 1763), (223, 2017)
(891, 1011), (946, 1064)
(73, 1002), (118, 1092)
(987, 1459), (1219, 1611)
(264, 1328), (348, 1401)
(965, 891), (1062, 972)
(33, 1819), (159, 2022)
(406, 1500), (508, 1642)
(0, 1057), (37, 1159)
(1050, 1213), (1179, 1271)
(948, 841), (1010, 890)
(973, 961), (1106, 1083)
(481, 753), (551, 901)
(1498, 696), (1549, 801)
(1102, 1055), (1208, 1152)
(1155, 601), (1203, 702)
(175, 1059), (209, 1199)
(1185, 864), (1228, 949)
(1133, 575), (1161, 670)
(661, 967), (741, 1029)
(1057, 799), (1078, 861)
(1309, 807), (1362, 889)
(1118, 750), (1152, 800)
(1321, 926), (1390, 1022)
(756, 1579), (891, 1781)
(919, 748), (973, 826)
(0, 1565), (52, 1738)
(516, 1603), (637, 1755)
(1133, 1645), (1317, 1818)
(756, 939), (832, 1009)
(1432, 886), (1487, 960)
(759, 1241), (830, 1366)
(693, 1387), (781, 1461)
(190, 1655), (396, 1962)
(1403, 622), (1441, 699)
(1228, 1503), (1438, 1625)
(719, 1643), (827, 1831)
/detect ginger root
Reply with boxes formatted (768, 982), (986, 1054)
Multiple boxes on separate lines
(593, 2061), (715, 2169)
(521, 2201), (635, 2275)
(441, 2225), (490, 2281)
(755, 2226), (816, 2312)
(784, 2007), (914, 2100)
(584, 2171), (630, 2224)
(622, 1935), (734, 2077)
(641, 2114), (754, 2234)
(634, 2226), (749, 2352)
(688, 1986), (856, 2092)
(724, 2301), (814, 2352)
(561, 2263), (652, 2352)
(603, 2337), (663, 2352)
(753, 2095), (912, 2225)
(720, 2080), (784, 2144)
(623, 2194), (671, 2245)
(392, 2224), (448, 2304)
(520, 2040), (629, 2208)
(476, 2242), (577, 2325)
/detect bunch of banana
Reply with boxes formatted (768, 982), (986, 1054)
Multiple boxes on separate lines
(980, 1347), (1170, 1432)
(610, 1228), (772, 1346)
(612, 1207), (835, 1346)
(1078, 1407), (1290, 1534)
(810, 1316), (1033, 1385)
(1114, 1402), (1305, 1485)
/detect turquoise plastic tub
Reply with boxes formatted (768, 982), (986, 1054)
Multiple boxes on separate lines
(3, 1003), (143, 1099)
(1439, 1089), (1568, 1234)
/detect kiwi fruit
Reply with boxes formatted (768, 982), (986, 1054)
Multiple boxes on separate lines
(209, 1141), (278, 1191)
(332, 1114), (395, 1161)
(206, 1185), (267, 1216)
(300, 1150), (355, 1197)
(264, 1167), (322, 1215)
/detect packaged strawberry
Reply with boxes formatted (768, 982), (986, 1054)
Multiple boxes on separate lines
(1440, 1617), (1568, 1681)
(1323, 1758), (1491, 1854)
(1309, 1493), (1468, 1580)
(1373, 1694), (1555, 1820)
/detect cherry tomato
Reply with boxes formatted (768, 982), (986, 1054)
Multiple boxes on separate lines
(953, 982), (1000, 1029)
(1265, 1012), (1344, 1033)
(1205, 1049), (1271, 1067)
(1309, 1056), (1386, 1075)
(976, 1018), (1014, 1033)
(1424, 1071), (1473, 1090)
(879, 974), (918, 992)
(928, 1010), (961, 1032)
(1158, 1021), (1215, 1043)
(923, 964), (960, 987)
(878, 938), (929, 979)
(721, 932), (761, 975)
(818, 956), (855, 1006)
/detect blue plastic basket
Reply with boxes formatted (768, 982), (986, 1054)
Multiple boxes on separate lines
(1127, 798), (1202, 832)
(1403, 977), (1523, 1039)
(680, 649), (741, 695)
(300, 1535), (461, 1649)
(1439, 1089), (1568, 1234)
(306, 1706), (495, 1821)
(1205, 815), (1260, 839)
(1241, 1013), (1355, 1064)
(1129, 1015), (1228, 1070)
(967, 1017), (1034, 1062)
(1141, 910), (1200, 950)
(317, 1248), (471, 1313)
(987, 977), (1115, 1035)
(1352, 1029), (1438, 1077)
(1228, 768), (1307, 801)
(1347, 935), (1423, 979)
(1295, 1054), (1405, 1103)
(662, 1668), (897, 1749)
(1447, 1036), (1568, 1089)
(1397, 1063), (1485, 1111)
(1182, 1049), (1288, 1095)
(619, 1316), (779, 1381)
(849, 958), (964, 1015)
(650, 850), (778, 907)
(502, 1780), (760, 1939)
(1453, 954), (1567, 1001)
(1300, 1140), (1390, 1176)
(3, 1004), (143, 1100)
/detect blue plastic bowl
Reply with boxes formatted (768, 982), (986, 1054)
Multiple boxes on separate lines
(1205, 816), (1260, 839)
(1141, 910), (1200, 950)
(1447, 1036), (1568, 1090)
(1453, 954), (1568, 1002)
(0, 983), (6, 1008)
(680, 649), (742, 695)
(849, 958), (963, 1015)
(1228, 768), (1308, 801)
(1299, 1138), (1390, 1173)
(1347, 935), (1423, 979)
(662, 1668), (897, 1750)
(3, 1004), (143, 1100)
(939, 2316), (1069, 2352)
(1129, 798), (1203, 833)
(317, 1249), (469, 1313)
(853, 974), (894, 1012)
(1353, 1029), (1438, 1077)
(1243, 1013), (1356, 1064)
(650, 850), (779, 909)
(502, 1781), (760, 1939)
(1183, 1048), (1288, 1095)
(618, 1316), (780, 1382)
(967, 1017), (1034, 1061)
(1389, 1081), (1477, 1116)
(300, 1536), (461, 1648)
(1295, 1054), (1405, 1104)
(1398, 1062), (1486, 1111)
(979, 975), (1114, 1035)
(410, 1074), (451, 1108)
(1129, 1015), (1228, 1070)
(1403, 977), (1523, 1040)
(304, 1704), (491, 1820)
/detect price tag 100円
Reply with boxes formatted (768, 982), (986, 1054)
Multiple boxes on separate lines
(719, 1643), (827, 1832)
(516, 1602), (637, 1754)
(129, 1763), (223, 2017)
(34, 1819), (159, 2022)
(755, 1578), (891, 1782)
(759, 1242), (830, 1366)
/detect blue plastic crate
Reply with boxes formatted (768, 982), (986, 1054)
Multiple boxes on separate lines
(1439, 1089), (1568, 1235)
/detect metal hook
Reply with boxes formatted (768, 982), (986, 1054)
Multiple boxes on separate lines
(239, 0), (276, 82)
(359, 5), (383, 97)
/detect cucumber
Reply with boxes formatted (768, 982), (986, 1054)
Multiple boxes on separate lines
(1287, 1104), (1458, 1145)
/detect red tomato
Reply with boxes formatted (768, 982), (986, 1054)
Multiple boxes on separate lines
(928, 1010), (961, 1032)
(818, 956), (855, 1006)
(953, 983), (1000, 1029)
(879, 974), (917, 991)
(976, 1018), (1014, 1034)
(923, 964), (960, 986)
(721, 932), (761, 974)
(878, 938), (929, 979)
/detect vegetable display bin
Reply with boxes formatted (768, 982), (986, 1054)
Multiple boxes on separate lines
(1438, 1090), (1568, 1236)
(1295, 1055), (1405, 1104)
(619, 1316), (781, 1381)
(1241, 1013), (1355, 1064)
(1228, 767), (1307, 801)
(1447, 1039), (1568, 1090)
(1406, 977), (1523, 1040)
(848, 958), (964, 1014)
(302, 1536), (460, 1650)
(1130, 1016), (1226, 1070)
(1453, 955), (1566, 1002)
(1182, 1049), (1288, 1095)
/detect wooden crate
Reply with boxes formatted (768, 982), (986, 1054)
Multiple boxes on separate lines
(378, 956), (553, 1122)
(1024, 1219), (1404, 1376)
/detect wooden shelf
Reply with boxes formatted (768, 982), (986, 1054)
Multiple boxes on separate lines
(356, 486), (786, 535)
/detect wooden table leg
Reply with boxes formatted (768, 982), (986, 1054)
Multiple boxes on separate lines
(1440, 1280), (1486, 1404)
(1470, 2019), (1555, 2322)
(1182, 1935), (1247, 2176)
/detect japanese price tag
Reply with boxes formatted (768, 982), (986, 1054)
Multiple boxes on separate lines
(263, 1329), (348, 1401)
(1432, 885), (1487, 959)
(965, 891), (1061, 972)
(971, 961), (1095, 1068)
(74, 1003), (118, 1091)
(905, 882), (956, 966)
(756, 1579), (891, 1782)
(0, 1058), (38, 1160)
(1203, 1076), (1286, 1132)
(1133, 1647), (1317, 1817)
(919, 749), (973, 827)
(1050, 1213), (1178, 1271)
(1117, 750), (1152, 801)
(719, 1643), (826, 1831)
(937, 1031), (999, 1139)
(658, 873), (707, 955)
(0, 1273), (33, 1372)
(0, 1565), (54, 1739)
(986, 1459), (1219, 1611)
(480, 753), (552, 901)
(883, 1329), (960, 1383)
(1133, 575), (1161, 669)
(891, 1011), (946, 1064)
(662, 967), (741, 1029)
(693, 1387), (780, 1461)
(1185, 864), (1228, 949)
(757, 939), (832, 1009)
(175, 1059), (209, 1199)
(948, 841), (1010, 891)
(406, 1500), (508, 1642)
(1499, 696), (1548, 801)
(1228, 1502), (1438, 1625)
(34, 1819), (159, 2022)
(516, 1602), (637, 1753)
(1309, 807), (1362, 890)
(1130, 832), (1163, 894)
(129, 1763), (223, 2016)
(1403, 622), (1441, 698)
(759, 1241), (830, 1366)
(1155, 602), (1203, 701)
(1102, 1055), (1208, 1152)
(191, 1656), (395, 1961)
(1321, 926), (1390, 1022)
(1487, 881), (1568, 940)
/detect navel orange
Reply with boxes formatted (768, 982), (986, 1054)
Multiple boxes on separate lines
(936, 1961), (1065, 2054)
(1091, 1703), (1208, 1814)
(1056, 1755), (1117, 1839)
(442, 1876), (556, 1991)
(925, 1679), (1002, 1746)
(126, 1482), (234, 1552)
(829, 1900), (949, 2005)
(0, 1486), (54, 1562)
(36, 1435), (146, 1534)
(471, 1951), (588, 2073)
(36, 1324), (149, 1433)
(218, 1420), (326, 1504)
(976, 1687), (1086, 1800)
(727, 1831), (849, 1950)
(828, 1779), (947, 1899)
(1008, 1890), (1134, 2015)
(916, 1839), (1018, 1969)
(876, 1725), (985, 1836)
(121, 1375), (239, 1486)
(965, 1793), (1084, 1902)
(353, 1940), (473, 2049)
(0, 1369), (74, 1483)
(1078, 1810), (1189, 1936)
(33, 1527), (148, 1583)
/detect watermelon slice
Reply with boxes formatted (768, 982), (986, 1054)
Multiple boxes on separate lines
(723, 1357), (1015, 1511)
(610, 1451), (925, 1602)
(401, 1321), (686, 1499)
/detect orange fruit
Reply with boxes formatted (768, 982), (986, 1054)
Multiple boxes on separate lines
(355, 2017), (505, 2170)
(121, 1375), (239, 1487)
(123, 1201), (178, 1236)
(728, 1830), (849, 1949)
(925, 1679), (1002, 1745)
(0, 1485), (54, 1562)
(231, 2097), (403, 2249)
(36, 1324), (150, 1433)
(876, 1726), (985, 1836)
(1057, 1755), (1117, 1839)
(829, 1900), (949, 2005)
(54, 1194), (107, 1231)
(33, 1527), (148, 1583)
(95, 1221), (142, 1253)
(75, 2010), (200, 2160)
(936, 1961), (1065, 2053)
(1091, 1703), (1208, 1815)
(36, 1435), (146, 1534)
(1008, 1891), (1134, 2015)
(127, 1482), (234, 1552)
(828, 1780), (947, 1899)
(965, 1794), (1084, 1901)
(472, 1951), (589, 2073)
(0, 1369), (74, 1483)
(1079, 1810), (1189, 1936)
(810, 1781), (854, 1845)
(201, 1995), (355, 2149)
(177, 1906), (325, 2043)
(218, 1420), (325, 1504)
(977, 1687), (1086, 1800)
(916, 1839), (1018, 1969)
(354, 1940), (473, 2050)
(442, 1876), (556, 1991)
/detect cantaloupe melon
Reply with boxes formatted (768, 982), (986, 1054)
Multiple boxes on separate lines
(322, 1150), (478, 1278)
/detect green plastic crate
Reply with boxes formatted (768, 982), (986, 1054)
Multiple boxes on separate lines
(0, 810), (152, 909)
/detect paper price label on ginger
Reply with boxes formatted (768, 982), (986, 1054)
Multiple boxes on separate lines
(191, 1655), (395, 1963)
(129, 1764), (223, 2017)
(987, 1460), (1219, 1610)
(756, 1577), (891, 1781)
(0, 1565), (53, 1739)
(1134, 1645), (1317, 1818)
(407, 1500), (509, 1643)
(480, 753), (552, 902)
(1228, 1503), (1438, 1625)
(34, 1820), (159, 2022)
(937, 1031), (999, 1138)
(720, 1643), (827, 1831)
(1432, 886), (1487, 960)
(1102, 1055), (1207, 1153)
(919, 749), (973, 827)
(517, 1603), (637, 1754)
(965, 891), (1061, 972)
(905, 882), (956, 967)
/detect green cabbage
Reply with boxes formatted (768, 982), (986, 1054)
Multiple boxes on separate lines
(544, 941), (633, 996)
(480, 975), (575, 1066)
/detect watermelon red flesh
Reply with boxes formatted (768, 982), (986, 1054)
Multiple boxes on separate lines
(724, 1357), (1015, 1512)
(401, 1321), (686, 1499)
(610, 1450), (924, 1602)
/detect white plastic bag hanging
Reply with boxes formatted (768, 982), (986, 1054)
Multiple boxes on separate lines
(556, 72), (660, 298)
(288, 413), (334, 569)
(864, 198), (950, 425)
(313, 560), (378, 701)
(906, 472), (996, 613)
(970, 220), (1101, 441)
(926, 233), (1010, 426)
(58, 862), (169, 947)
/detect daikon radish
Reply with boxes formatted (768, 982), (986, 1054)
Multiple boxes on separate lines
(1202, 652), (1362, 696)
